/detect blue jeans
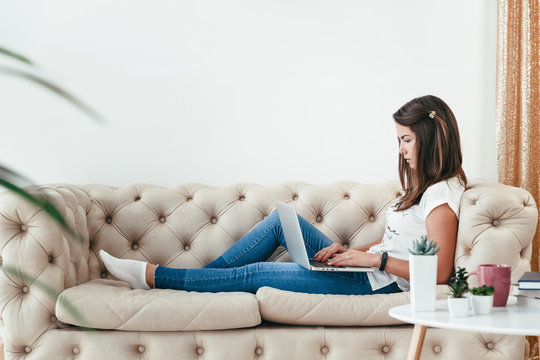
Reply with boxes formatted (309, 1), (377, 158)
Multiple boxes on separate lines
(154, 211), (401, 295)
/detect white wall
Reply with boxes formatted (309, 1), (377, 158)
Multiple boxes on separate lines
(0, 0), (497, 187)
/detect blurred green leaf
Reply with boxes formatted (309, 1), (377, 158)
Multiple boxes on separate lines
(0, 164), (33, 185)
(0, 45), (102, 243)
(0, 66), (106, 124)
(0, 45), (34, 65)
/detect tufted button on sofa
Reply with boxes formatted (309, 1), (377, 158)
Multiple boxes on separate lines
(0, 180), (537, 359)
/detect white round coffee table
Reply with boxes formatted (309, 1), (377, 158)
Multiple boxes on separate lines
(389, 296), (540, 360)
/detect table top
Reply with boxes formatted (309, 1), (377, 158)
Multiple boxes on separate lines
(388, 297), (540, 336)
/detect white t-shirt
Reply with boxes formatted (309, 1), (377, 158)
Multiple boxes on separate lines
(366, 177), (465, 292)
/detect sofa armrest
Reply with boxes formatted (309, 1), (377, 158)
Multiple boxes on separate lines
(456, 181), (538, 285)
(0, 185), (90, 355)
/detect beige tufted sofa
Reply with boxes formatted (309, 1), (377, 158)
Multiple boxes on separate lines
(0, 180), (537, 359)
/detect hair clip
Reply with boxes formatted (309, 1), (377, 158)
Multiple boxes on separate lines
(429, 111), (436, 119)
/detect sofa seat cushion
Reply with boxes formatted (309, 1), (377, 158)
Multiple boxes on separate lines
(56, 279), (261, 331)
(256, 285), (450, 326)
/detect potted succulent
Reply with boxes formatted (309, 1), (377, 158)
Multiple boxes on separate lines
(408, 235), (440, 312)
(447, 267), (470, 317)
(470, 285), (494, 315)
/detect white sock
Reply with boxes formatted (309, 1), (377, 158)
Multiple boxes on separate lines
(99, 250), (151, 290)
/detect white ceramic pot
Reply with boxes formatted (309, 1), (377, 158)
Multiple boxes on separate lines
(471, 295), (493, 315)
(447, 296), (469, 317)
(409, 255), (437, 312)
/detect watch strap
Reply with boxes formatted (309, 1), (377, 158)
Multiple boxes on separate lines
(379, 252), (389, 271)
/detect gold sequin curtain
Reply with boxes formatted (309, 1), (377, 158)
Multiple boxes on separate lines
(496, 0), (539, 272)
(496, 2), (540, 357)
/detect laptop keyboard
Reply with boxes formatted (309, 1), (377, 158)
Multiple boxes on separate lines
(309, 259), (345, 268)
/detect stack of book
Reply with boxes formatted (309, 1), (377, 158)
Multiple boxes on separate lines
(514, 272), (540, 308)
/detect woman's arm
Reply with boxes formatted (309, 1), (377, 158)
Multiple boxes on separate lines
(329, 250), (411, 279)
(329, 204), (458, 284)
(353, 237), (382, 252)
(424, 203), (457, 283)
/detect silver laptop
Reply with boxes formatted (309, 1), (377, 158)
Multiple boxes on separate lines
(275, 201), (375, 272)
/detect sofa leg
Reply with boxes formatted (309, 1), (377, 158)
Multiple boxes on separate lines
(0, 342), (4, 360)
(407, 324), (427, 360)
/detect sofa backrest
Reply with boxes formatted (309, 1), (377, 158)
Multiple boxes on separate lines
(77, 180), (537, 285)
(81, 181), (401, 281)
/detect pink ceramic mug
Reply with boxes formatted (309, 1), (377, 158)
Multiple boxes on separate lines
(469, 264), (511, 306)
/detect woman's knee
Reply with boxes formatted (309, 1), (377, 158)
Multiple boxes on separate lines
(267, 210), (280, 220)
(263, 210), (282, 227)
(267, 208), (305, 224)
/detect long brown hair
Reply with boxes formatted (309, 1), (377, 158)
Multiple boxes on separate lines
(394, 95), (467, 211)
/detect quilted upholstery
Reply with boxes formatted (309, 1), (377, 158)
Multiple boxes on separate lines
(0, 180), (537, 359)
(6, 326), (527, 360)
(56, 279), (261, 331)
(256, 285), (451, 326)
(455, 181), (537, 286)
(82, 181), (400, 280)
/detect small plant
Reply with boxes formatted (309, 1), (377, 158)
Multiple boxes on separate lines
(470, 285), (494, 296)
(448, 267), (469, 298)
(408, 235), (440, 255)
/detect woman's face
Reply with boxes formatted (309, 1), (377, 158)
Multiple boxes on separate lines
(395, 123), (418, 169)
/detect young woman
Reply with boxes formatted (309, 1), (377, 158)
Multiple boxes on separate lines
(100, 95), (467, 295)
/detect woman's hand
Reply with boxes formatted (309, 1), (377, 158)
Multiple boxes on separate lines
(327, 250), (379, 268)
(314, 243), (347, 263)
